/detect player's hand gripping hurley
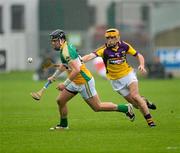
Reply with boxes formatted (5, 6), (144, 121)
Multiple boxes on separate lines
(30, 80), (52, 101)
(30, 58), (56, 101)
(30, 63), (64, 101)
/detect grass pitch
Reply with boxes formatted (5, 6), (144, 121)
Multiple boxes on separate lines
(0, 71), (180, 153)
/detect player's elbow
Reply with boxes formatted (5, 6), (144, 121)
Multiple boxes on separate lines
(58, 64), (65, 71)
(137, 53), (144, 59)
(74, 67), (81, 74)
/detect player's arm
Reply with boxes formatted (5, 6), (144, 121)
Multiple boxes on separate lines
(48, 64), (66, 82)
(125, 41), (147, 74)
(136, 53), (147, 74)
(67, 59), (81, 81)
(56, 59), (81, 91)
(82, 46), (105, 63)
(56, 46), (82, 90)
(82, 53), (97, 63)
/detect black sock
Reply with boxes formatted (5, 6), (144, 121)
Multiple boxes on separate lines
(60, 118), (68, 127)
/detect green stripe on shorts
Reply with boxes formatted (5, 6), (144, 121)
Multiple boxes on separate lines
(85, 82), (92, 97)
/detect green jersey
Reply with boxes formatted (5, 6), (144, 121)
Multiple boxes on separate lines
(59, 41), (92, 84)
(60, 42), (78, 64)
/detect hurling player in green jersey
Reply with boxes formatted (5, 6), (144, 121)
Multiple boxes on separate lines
(47, 29), (135, 130)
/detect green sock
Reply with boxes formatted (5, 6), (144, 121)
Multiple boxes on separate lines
(60, 118), (68, 127)
(117, 104), (128, 113)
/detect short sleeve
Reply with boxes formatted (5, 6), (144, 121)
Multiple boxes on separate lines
(93, 45), (106, 57)
(124, 41), (138, 56)
(62, 43), (78, 63)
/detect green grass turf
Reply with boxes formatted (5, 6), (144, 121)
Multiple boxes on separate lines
(0, 71), (180, 153)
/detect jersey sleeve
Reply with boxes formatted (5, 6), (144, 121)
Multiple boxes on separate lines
(63, 43), (78, 63)
(124, 41), (138, 56)
(93, 45), (106, 57)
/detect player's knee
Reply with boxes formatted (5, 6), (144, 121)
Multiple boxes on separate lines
(56, 98), (62, 106)
(132, 103), (139, 109)
(92, 108), (100, 112)
(92, 105), (101, 112)
(130, 93), (140, 101)
(56, 98), (67, 108)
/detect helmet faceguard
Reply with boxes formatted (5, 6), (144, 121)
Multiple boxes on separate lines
(105, 28), (120, 47)
(50, 29), (66, 51)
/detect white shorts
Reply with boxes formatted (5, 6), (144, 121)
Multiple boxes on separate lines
(110, 70), (138, 97)
(66, 77), (97, 100)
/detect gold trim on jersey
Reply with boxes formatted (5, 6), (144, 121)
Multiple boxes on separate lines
(66, 64), (92, 84)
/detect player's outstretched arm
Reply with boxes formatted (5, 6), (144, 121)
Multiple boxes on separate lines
(82, 53), (96, 63)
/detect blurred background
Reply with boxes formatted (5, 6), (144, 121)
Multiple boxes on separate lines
(0, 0), (180, 79)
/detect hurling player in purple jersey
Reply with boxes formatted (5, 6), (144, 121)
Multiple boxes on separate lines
(83, 28), (156, 127)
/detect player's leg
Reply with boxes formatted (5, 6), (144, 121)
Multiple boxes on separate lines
(111, 73), (156, 110)
(80, 78), (135, 121)
(126, 82), (156, 127)
(50, 89), (77, 130)
(124, 95), (157, 110)
(84, 95), (135, 121)
(141, 96), (157, 110)
(85, 94), (116, 111)
(112, 71), (155, 127)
